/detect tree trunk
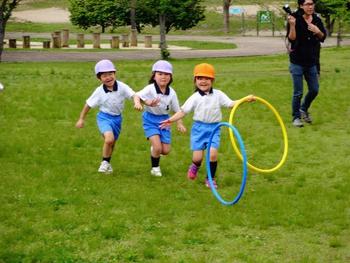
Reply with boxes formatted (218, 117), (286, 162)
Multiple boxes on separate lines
(159, 14), (167, 50)
(0, 6), (5, 62)
(336, 19), (342, 47)
(0, 0), (22, 62)
(325, 15), (334, 37)
(130, 0), (137, 30)
(223, 0), (231, 34)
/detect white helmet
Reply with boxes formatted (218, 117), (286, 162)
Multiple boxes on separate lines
(152, 60), (173, 74)
(94, 59), (116, 75)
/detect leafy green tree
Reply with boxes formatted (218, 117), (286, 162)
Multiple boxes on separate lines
(69, 0), (126, 33)
(316, 0), (350, 36)
(69, 0), (205, 58)
(0, 0), (22, 62)
(137, 0), (205, 58)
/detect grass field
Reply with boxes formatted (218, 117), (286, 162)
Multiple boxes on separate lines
(0, 48), (350, 262)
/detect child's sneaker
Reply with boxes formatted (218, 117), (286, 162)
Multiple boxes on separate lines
(205, 178), (217, 189)
(151, 166), (162, 177)
(98, 160), (112, 174)
(187, 164), (199, 180)
(107, 163), (113, 173)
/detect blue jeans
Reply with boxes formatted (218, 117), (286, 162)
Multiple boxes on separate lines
(289, 63), (319, 120)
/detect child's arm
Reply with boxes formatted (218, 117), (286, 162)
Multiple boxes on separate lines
(133, 94), (143, 111)
(75, 104), (91, 128)
(159, 110), (186, 129)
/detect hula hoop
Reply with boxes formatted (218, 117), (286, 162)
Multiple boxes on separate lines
(229, 96), (288, 173)
(206, 122), (248, 206)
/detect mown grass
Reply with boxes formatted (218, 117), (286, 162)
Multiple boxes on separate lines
(0, 48), (350, 262)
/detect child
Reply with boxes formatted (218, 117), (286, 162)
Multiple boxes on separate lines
(76, 59), (138, 174)
(160, 63), (254, 188)
(134, 60), (186, 177)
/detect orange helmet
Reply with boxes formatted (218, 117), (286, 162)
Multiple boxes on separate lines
(193, 63), (215, 79)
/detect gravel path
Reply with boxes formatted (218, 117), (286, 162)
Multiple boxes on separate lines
(2, 34), (348, 62)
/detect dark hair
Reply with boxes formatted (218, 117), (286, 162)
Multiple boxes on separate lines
(298, 0), (315, 6)
(148, 72), (173, 85)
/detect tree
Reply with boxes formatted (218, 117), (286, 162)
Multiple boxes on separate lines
(70, 0), (205, 58)
(139, 0), (205, 58)
(69, 0), (127, 33)
(315, 0), (350, 36)
(0, 0), (22, 62)
(223, 0), (232, 34)
(111, 0), (205, 58)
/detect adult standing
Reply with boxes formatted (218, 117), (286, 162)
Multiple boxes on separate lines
(287, 0), (326, 127)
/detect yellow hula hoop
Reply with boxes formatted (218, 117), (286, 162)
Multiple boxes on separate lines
(228, 96), (288, 173)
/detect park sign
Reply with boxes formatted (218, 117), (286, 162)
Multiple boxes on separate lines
(256, 10), (275, 36)
(229, 6), (244, 15)
(258, 11), (272, 23)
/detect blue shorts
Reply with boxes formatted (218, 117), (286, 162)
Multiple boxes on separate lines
(142, 111), (171, 144)
(191, 121), (220, 151)
(97, 112), (122, 140)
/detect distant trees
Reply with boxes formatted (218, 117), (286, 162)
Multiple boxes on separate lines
(69, 0), (128, 33)
(69, 0), (205, 58)
(0, 0), (22, 62)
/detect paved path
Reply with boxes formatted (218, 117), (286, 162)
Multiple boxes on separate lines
(2, 33), (349, 62)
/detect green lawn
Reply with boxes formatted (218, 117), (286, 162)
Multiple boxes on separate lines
(0, 48), (349, 262)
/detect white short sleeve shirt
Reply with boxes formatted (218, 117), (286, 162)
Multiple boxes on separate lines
(137, 83), (181, 115)
(181, 89), (235, 123)
(86, 80), (135, 115)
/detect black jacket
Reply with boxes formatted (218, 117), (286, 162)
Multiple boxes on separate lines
(287, 14), (327, 67)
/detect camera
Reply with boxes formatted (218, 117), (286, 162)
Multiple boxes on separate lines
(282, 4), (303, 17)
(283, 4), (293, 15)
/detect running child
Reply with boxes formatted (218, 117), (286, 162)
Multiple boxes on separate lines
(160, 63), (255, 188)
(76, 59), (138, 174)
(134, 60), (186, 177)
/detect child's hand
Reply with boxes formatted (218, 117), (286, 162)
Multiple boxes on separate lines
(159, 119), (172, 129)
(134, 101), (143, 111)
(75, 119), (84, 128)
(177, 123), (187, 133)
(246, 94), (256, 102)
(146, 97), (160, 107)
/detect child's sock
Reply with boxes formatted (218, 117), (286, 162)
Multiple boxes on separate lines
(103, 157), (111, 163)
(209, 161), (217, 179)
(151, 156), (160, 167)
(192, 161), (201, 168)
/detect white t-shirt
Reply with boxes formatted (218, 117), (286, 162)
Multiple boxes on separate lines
(137, 83), (181, 115)
(86, 80), (135, 115)
(181, 89), (235, 123)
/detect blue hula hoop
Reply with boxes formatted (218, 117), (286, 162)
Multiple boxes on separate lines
(206, 122), (248, 206)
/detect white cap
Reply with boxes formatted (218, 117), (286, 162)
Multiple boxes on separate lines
(94, 59), (116, 75)
(152, 60), (173, 74)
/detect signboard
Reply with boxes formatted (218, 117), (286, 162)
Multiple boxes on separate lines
(229, 7), (244, 15)
(258, 11), (272, 23)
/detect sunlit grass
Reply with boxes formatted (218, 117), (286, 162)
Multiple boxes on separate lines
(0, 48), (349, 262)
